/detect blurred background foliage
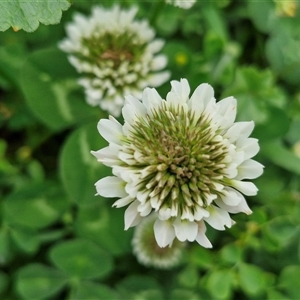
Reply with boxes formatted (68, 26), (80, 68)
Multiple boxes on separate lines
(1, 0), (300, 299)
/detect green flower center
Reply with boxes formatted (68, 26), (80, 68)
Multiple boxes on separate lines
(81, 32), (146, 69)
(127, 103), (228, 213)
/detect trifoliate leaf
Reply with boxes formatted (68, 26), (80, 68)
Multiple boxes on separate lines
(0, 0), (70, 32)
(16, 264), (68, 300)
(49, 239), (113, 280)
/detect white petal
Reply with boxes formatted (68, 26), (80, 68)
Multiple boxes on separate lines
(196, 221), (212, 248)
(236, 159), (264, 180)
(142, 87), (163, 114)
(91, 144), (121, 167)
(173, 218), (198, 242)
(188, 83), (215, 122)
(95, 176), (126, 198)
(237, 138), (260, 160)
(220, 187), (242, 206)
(158, 207), (172, 221)
(112, 195), (134, 208)
(215, 196), (252, 215)
(231, 180), (258, 196)
(154, 218), (176, 248)
(137, 201), (152, 217)
(225, 121), (254, 143)
(151, 55), (168, 71)
(122, 95), (146, 126)
(170, 78), (190, 103)
(147, 39), (165, 53)
(124, 200), (142, 230)
(216, 96), (237, 129)
(97, 117), (123, 144)
(194, 206), (210, 221)
(204, 205), (232, 230)
(147, 71), (170, 87)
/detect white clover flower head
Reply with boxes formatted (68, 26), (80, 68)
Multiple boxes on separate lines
(166, 0), (196, 9)
(132, 214), (185, 269)
(58, 5), (170, 117)
(91, 78), (264, 248)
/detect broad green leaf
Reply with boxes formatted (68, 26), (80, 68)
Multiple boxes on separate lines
(133, 290), (164, 300)
(189, 245), (214, 269)
(49, 239), (113, 280)
(59, 122), (111, 206)
(206, 269), (234, 299)
(247, 0), (276, 33)
(178, 266), (199, 288)
(75, 202), (132, 256)
(0, 0), (70, 32)
(267, 289), (289, 300)
(20, 48), (101, 130)
(220, 243), (243, 265)
(16, 263), (68, 300)
(0, 227), (13, 265)
(266, 19), (300, 85)
(117, 275), (161, 298)
(3, 182), (69, 229)
(0, 271), (9, 294)
(0, 44), (27, 89)
(156, 6), (180, 36)
(222, 66), (286, 124)
(201, 4), (228, 42)
(70, 282), (119, 300)
(279, 265), (300, 299)
(253, 106), (290, 141)
(10, 226), (39, 254)
(238, 263), (267, 296)
(261, 140), (300, 175)
(170, 289), (200, 300)
(263, 216), (298, 247)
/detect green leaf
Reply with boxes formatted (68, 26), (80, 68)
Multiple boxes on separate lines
(206, 269), (234, 299)
(20, 48), (101, 130)
(75, 202), (132, 256)
(70, 282), (119, 300)
(267, 289), (290, 300)
(156, 6), (180, 37)
(178, 266), (199, 288)
(16, 263), (68, 300)
(189, 246), (214, 269)
(253, 106), (290, 141)
(10, 227), (40, 253)
(238, 263), (267, 296)
(49, 239), (113, 280)
(266, 19), (300, 85)
(170, 289), (200, 300)
(201, 4), (228, 42)
(247, 0), (276, 33)
(0, 0), (70, 32)
(222, 66), (286, 124)
(59, 122), (111, 206)
(0, 44), (27, 89)
(117, 275), (161, 298)
(263, 216), (298, 247)
(0, 227), (13, 264)
(3, 182), (69, 229)
(133, 290), (164, 300)
(220, 243), (243, 265)
(261, 140), (300, 175)
(279, 265), (300, 299)
(0, 271), (9, 295)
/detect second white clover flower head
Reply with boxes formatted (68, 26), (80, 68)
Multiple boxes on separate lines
(91, 78), (264, 248)
(59, 5), (170, 117)
(166, 0), (196, 9)
(132, 214), (184, 269)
